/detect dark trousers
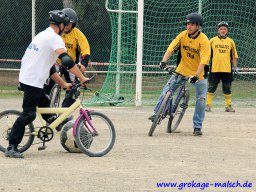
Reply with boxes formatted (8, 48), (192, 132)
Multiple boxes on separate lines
(9, 83), (51, 146)
(208, 72), (232, 94)
(43, 69), (76, 108)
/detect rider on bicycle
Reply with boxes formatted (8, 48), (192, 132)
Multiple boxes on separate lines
(44, 8), (91, 107)
(149, 13), (211, 136)
(5, 10), (89, 158)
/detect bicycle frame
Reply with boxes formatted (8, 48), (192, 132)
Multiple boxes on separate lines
(170, 80), (186, 114)
(156, 75), (186, 119)
(35, 99), (96, 137)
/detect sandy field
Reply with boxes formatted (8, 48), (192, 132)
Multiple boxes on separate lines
(0, 98), (255, 192)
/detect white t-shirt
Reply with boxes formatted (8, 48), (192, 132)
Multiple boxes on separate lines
(19, 27), (66, 88)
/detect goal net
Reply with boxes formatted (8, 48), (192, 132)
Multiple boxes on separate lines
(84, 0), (256, 107)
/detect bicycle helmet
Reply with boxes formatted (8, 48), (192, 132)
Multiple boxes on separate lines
(62, 8), (78, 27)
(218, 21), (229, 29)
(185, 13), (203, 26)
(49, 10), (70, 26)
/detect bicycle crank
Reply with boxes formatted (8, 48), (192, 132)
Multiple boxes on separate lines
(37, 126), (54, 151)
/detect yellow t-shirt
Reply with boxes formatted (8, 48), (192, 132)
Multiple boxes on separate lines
(167, 30), (211, 79)
(210, 36), (238, 73)
(61, 27), (90, 63)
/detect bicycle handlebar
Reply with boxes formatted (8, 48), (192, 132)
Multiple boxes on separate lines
(165, 67), (189, 81)
(66, 75), (95, 99)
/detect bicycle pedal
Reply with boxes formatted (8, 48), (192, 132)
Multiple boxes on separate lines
(38, 146), (47, 151)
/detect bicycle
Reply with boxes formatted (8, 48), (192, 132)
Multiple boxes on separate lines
(148, 68), (190, 136)
(0, 82), (116, 157)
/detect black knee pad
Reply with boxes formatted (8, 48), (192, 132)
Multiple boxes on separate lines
(20, 111), (36, 125)
(208, 82), (218, 93)
(222, 82), (231, 94)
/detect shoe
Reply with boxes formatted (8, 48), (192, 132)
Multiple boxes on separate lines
(148, 114), (156, 121)
(225, 105), (235, 112)
(205, 105), (211, 112)
(56, 115), (74, 132)
(193, 128), (203, 136)
(4, 145), (24, 158)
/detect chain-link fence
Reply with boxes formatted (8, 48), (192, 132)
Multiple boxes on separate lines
(0, 0), (111, 86)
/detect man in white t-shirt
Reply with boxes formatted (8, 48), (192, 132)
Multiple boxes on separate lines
(5, 10), (89, 158)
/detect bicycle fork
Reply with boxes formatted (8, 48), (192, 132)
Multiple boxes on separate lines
(72, 108), (98, 137)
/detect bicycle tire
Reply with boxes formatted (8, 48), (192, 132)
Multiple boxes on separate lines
(0, 110), (35, 153)
(167, 89), (190, 133)
(148, 91), (171, 136)
(49, 84), (61, 107)
(75, 111), (116, 157)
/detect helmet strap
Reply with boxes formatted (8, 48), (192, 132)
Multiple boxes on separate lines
(58, 24), (65, 35)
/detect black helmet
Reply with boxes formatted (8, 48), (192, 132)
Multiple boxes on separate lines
(62, 8), (78, 26)
(218, 21), (229, 29)
(49, 10), (70, 26)
(186, 13), (203, 26)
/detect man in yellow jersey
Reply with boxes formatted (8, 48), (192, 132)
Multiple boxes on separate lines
(44, 8), (91, 108)
(206, 21), (238, 112)
(149, 13), (210, 136)
(60, 8), (91, 107)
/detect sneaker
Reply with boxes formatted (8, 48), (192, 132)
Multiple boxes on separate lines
(225, 106), (235, 112)
(4, 145), (24, 158)
(56, 115), (74, 132)
(205, 105), (211, 112)
(148, 114), (156, 121)
(193, 128), (203, 136)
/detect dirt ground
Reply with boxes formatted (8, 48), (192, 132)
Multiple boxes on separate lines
(0, 98), (255, 192)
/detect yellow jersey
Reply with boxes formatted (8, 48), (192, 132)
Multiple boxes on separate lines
(61, 27), (90, 63)
(167, 30), (210, 80)
(210, 36), (238, 73)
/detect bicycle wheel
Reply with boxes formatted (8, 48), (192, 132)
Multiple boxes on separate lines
(0, 110), (35, 153)
(148, 91), (171, 136)
(75, 111), (116, 157)
(49, 84), (61, 107)
(167, 89), (190, 133)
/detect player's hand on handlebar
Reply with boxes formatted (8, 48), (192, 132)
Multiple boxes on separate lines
(81, 77), (90, 86)
(159, 61), (167, 70)
(63, 83), (72, 90)
(188, 75), (199, 84)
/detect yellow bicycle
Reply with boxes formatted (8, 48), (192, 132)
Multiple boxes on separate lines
(0, 83), (116, 157)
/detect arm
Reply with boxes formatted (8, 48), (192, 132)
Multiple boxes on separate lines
(161, 50), (173, 62)
(197, 36), (211, 77)
(55, 48), (89, 84)
(159, 33), (182, 69)
(195, 64), (206, 77)
(189, 36), (210, 83)
(77, 29), (91, 72)
(162, 33), (182, 62)
(50, 72), (71, 90)
(231, 40), (238, 68)
(232, 58), (238, 68)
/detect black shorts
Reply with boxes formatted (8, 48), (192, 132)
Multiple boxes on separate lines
(208, 72), (233, 84)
